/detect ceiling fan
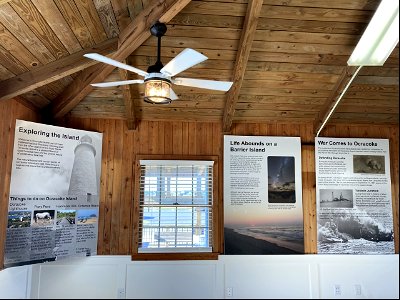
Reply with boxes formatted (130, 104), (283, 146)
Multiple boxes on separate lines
(84, 22), (233, 104)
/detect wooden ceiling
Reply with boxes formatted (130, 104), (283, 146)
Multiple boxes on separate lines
(0, 0), (398, 133)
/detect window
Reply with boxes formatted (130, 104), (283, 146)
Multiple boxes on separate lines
(135, 157), (217, 255)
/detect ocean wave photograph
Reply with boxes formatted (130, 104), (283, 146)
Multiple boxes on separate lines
(317, 207), (394, 254)
(224, 225), (304, 254)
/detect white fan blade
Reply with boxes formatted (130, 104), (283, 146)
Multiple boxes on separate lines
(160, 48), (208, 77)
(91, 79), (144, 87)
(84, 53), (148, 77)
(170, 88), (178, 100)
(173, 78), (233, 91)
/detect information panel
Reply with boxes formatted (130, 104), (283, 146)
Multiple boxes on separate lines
(224, 135), (304, 254)
(315, 137), (394, 254)
(4, 120), (103, 268)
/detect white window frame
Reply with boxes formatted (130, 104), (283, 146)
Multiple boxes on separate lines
(135, 158), (217, 254)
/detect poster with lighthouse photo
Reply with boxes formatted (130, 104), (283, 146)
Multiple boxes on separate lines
(4, 119), (102, 268)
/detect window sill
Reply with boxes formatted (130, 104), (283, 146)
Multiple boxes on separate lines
(131, 252), (219, 261)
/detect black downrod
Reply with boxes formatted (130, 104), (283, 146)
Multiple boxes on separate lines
(147, 22), (167, 73)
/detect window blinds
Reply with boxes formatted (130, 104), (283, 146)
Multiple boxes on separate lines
(138, 160), (214, 253)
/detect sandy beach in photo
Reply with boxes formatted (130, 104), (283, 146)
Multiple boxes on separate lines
(224, 227), (301, 254)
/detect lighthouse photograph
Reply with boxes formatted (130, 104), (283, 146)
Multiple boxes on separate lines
(68, 134), (102, 199)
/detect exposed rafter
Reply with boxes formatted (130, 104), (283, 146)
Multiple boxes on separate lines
(0, 38), (117, 101)
(14, 95), (40, 113)
(50, 0), (192, 119)
(222, 0), (262, 133)
(0, 0), (12, 5)
(314, 66), (359, 135)
(119, 62), (136, 131)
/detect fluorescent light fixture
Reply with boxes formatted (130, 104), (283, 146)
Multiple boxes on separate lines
(348, 0), (399, 66)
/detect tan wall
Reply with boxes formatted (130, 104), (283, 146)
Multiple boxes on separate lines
(0, 107), (398, 267)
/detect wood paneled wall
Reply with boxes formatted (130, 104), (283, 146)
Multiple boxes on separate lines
(59, 119), (225, 255)
(0, 106), (398, 267)
(0, 99), (39, 268)
(59, 119), (399, 255)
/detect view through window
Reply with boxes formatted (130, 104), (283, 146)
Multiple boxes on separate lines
(138, 160), (214, 253)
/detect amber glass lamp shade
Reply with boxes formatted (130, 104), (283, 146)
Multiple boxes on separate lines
(144, 78), (172, 104)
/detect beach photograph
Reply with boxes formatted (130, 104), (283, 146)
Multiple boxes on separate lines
(224, 199), (304, 254)
(224, 197), (304, 255)
(77, 209), (98, 224)
(224, 225), (304, 254)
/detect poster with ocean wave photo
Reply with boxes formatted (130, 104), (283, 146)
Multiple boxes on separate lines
(223, 135), (304, 254)
(315, 137), (394, 254)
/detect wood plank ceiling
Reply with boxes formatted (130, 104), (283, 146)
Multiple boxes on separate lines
(0, 0), (398, 133)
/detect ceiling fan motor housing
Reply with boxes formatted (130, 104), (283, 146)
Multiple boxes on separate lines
(144, 73), (171, 83)
(146, 60), (164, 73)
(150, 22), (167, 37)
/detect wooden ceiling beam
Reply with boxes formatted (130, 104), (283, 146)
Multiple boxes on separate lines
(222, 0), (262, 133)
(0, 38), (117, 102)
(14, 96), (40, 113)
(51, 0), (191, 119)
(313, 65), (360, 135)
(119, 63), (136, 131)
(0, 0), (12, 6)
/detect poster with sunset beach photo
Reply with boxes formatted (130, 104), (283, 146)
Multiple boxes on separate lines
(223, 135), (304, 254)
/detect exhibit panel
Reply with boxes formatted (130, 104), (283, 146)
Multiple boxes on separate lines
(223, 135), (304, 254)
(4, 120), (103, 268)
(315, 137), (394, 254)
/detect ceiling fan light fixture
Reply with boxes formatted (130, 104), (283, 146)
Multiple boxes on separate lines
(144, 77), (172, 104)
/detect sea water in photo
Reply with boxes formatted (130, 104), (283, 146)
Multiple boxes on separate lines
(235, 225), (304, 253)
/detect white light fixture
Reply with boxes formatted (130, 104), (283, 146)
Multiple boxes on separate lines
(348, 0), (399, 66)
(144, 75), (172, 104)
